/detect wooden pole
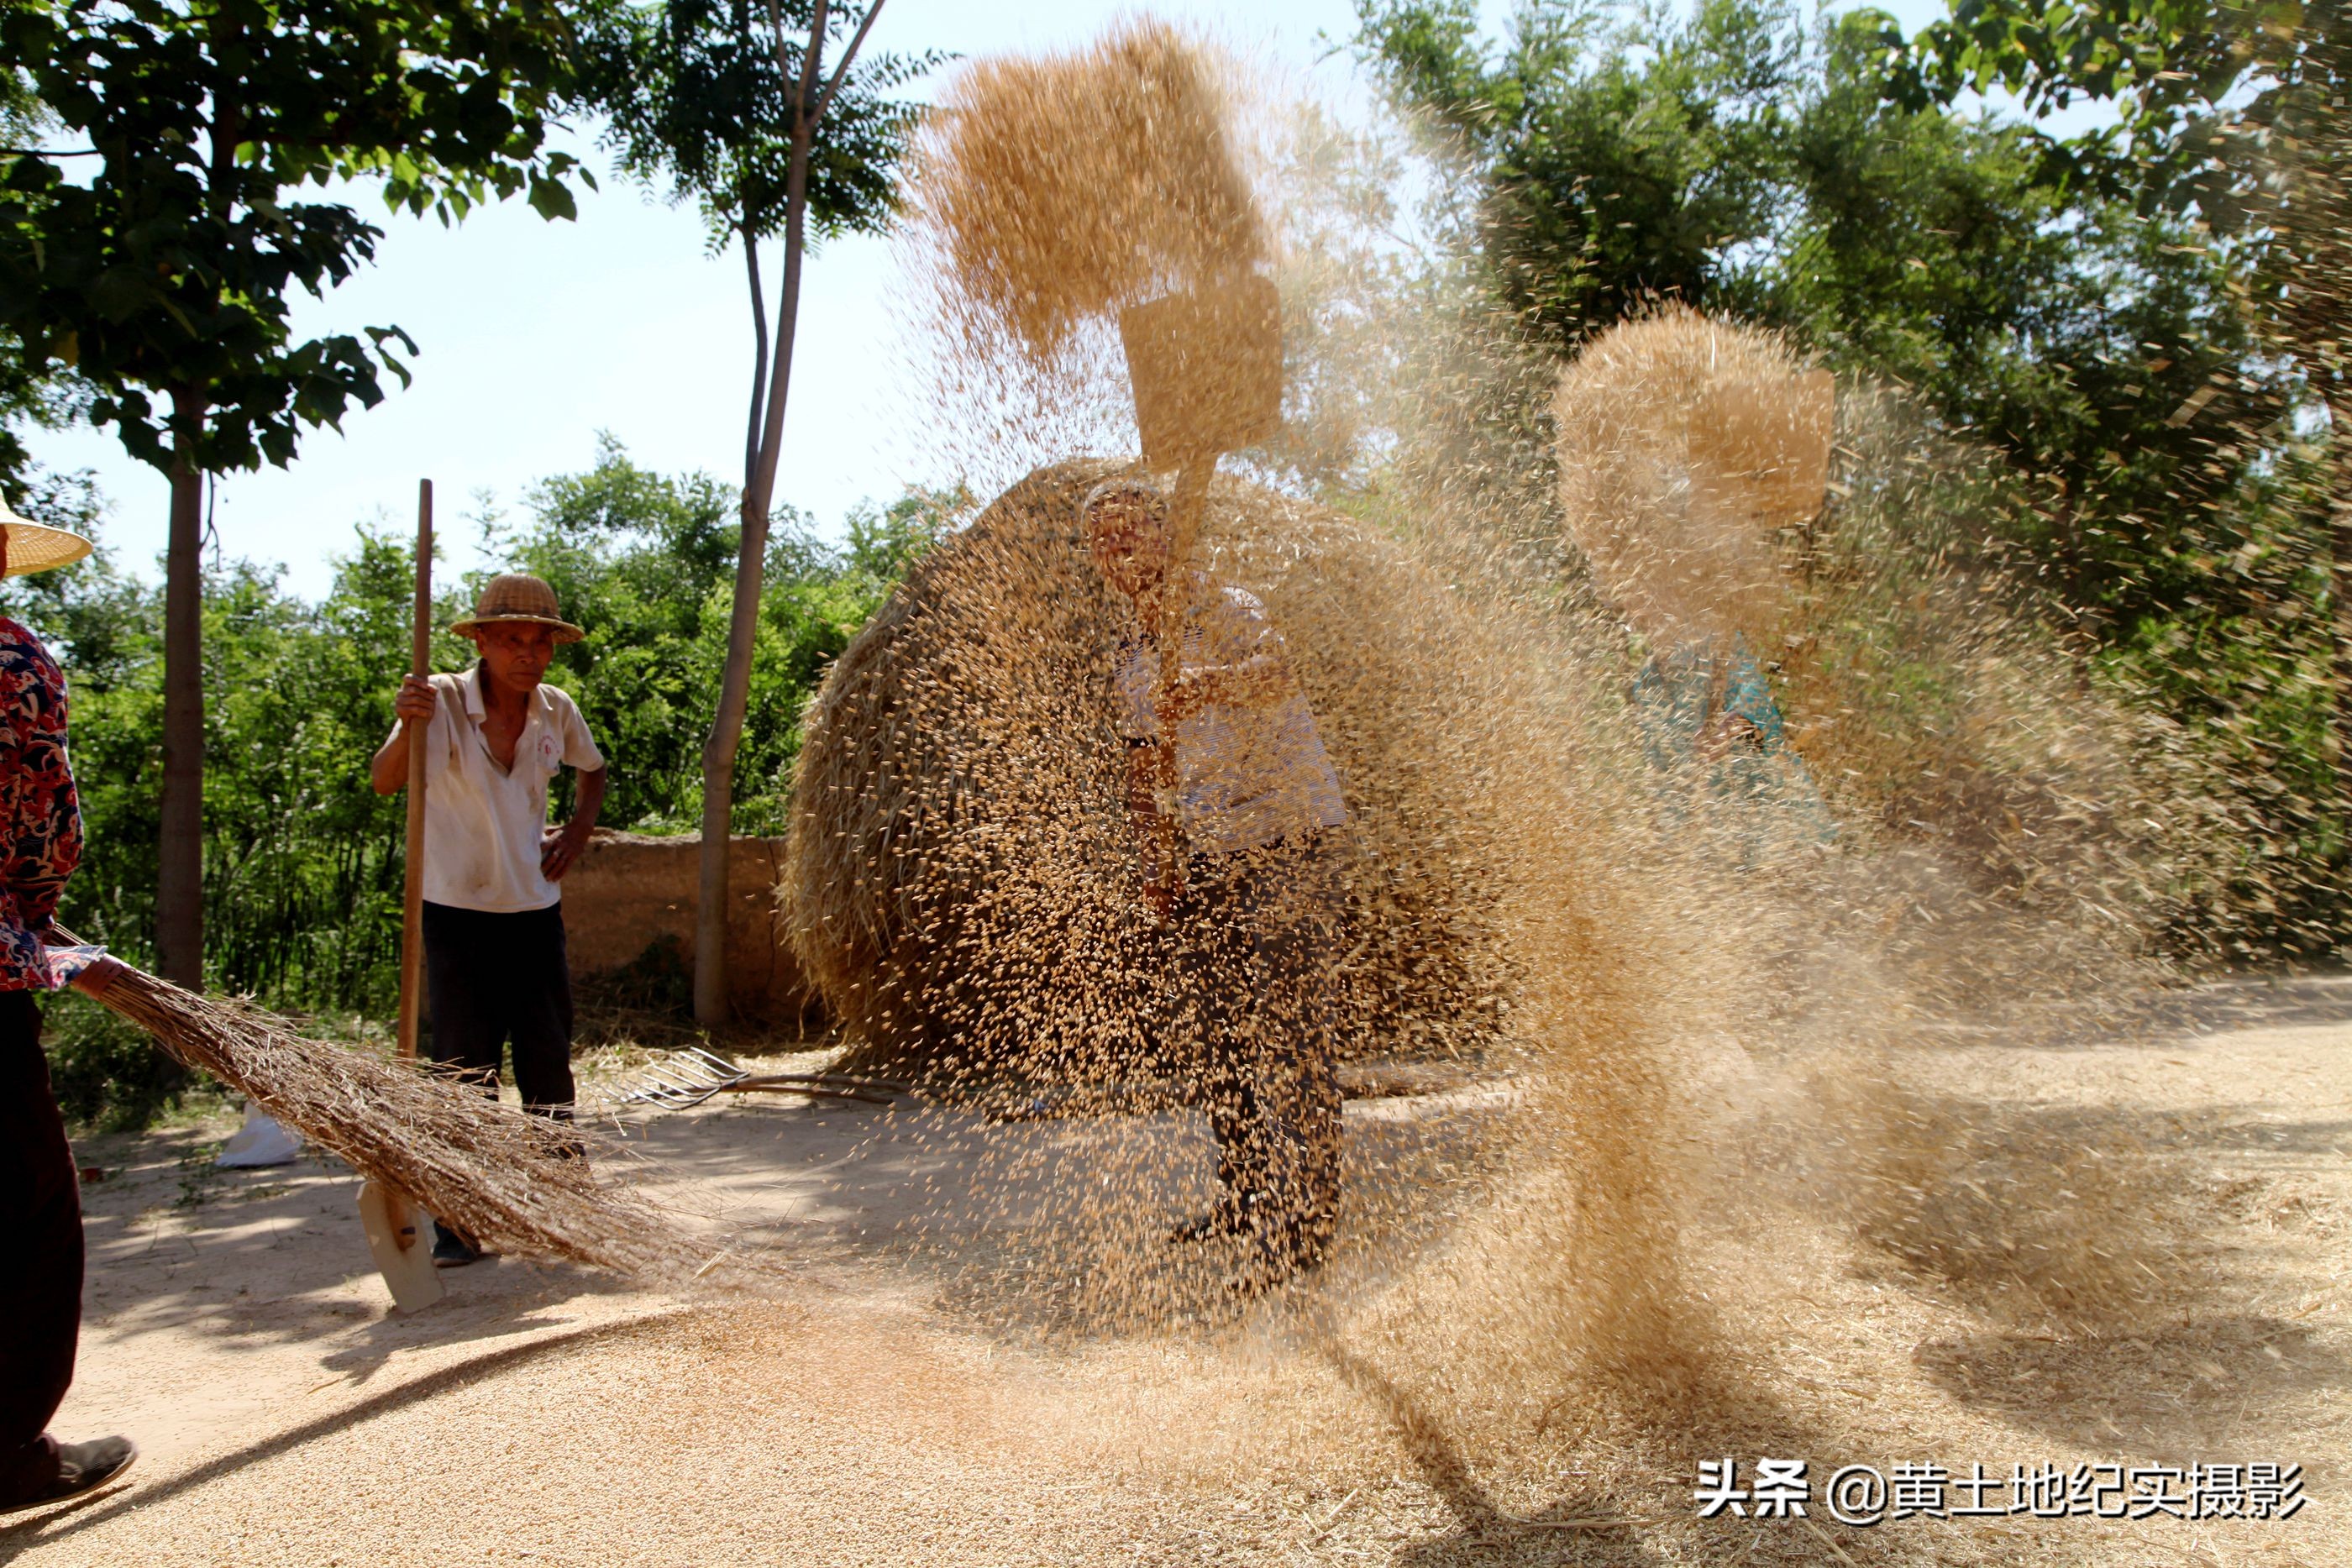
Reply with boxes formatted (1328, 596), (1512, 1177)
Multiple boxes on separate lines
(398, 480), (433, 1063)
(1117, 276), (1278, 905)
(1150, 461), (1214, 896)
(358, 480), (444, 1308)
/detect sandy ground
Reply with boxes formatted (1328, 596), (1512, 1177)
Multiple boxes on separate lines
(2, 978), (2344, 1567)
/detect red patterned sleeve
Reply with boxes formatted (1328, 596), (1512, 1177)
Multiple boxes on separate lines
(0, 620), (81, 987)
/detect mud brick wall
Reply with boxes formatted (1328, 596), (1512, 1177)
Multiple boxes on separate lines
(560, 831), (817, 1028)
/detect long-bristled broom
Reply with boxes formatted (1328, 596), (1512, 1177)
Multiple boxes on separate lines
(68, 941), (703, 1282)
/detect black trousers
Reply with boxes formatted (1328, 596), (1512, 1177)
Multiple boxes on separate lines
(0, 991), (79, 1500)
(421, 901), (575, 1117)
(1169, 836), (1346, 1243)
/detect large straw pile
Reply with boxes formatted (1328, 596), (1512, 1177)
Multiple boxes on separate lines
(92, 962), (708, 1280)
(782, 460), (1519, 1081)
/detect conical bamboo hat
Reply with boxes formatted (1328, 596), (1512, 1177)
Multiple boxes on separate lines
(0, 492), (96, 578)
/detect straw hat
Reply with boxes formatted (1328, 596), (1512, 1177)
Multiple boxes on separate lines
(449, 574), (585, 644)
(0, 493), (96, 579)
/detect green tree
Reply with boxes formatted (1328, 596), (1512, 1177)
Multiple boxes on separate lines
(1739, 12), (2287, 628)
(491, 437), (949, 833)
(585, 0), (927, 490)
(11, 439), (944, 1129)
(1355, 0), (1797, 347)
(0, 0), (596, 984)
(1352, 0), (2292, 622)
(580, 0), (933, 1021)
(1890, 0), (2352, 787)
(0, 66), (90, 498)
(1352, 0), (2344, 952)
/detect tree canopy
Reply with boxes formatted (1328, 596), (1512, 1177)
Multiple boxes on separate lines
(0, 0), (609, 981)
(1350, 0), (2344, 954)
(584, 0), (933, 255)
(1351, 0), (2297, 622)
(0, 0), (598, 476)
(1889, 0), (2352, 406)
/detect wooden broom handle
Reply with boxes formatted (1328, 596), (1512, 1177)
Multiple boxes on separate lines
(396, 480), (433, 1063)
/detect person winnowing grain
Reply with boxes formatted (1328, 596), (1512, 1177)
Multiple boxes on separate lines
(0, 498), (138, 1515)
(1082, 475), (1350, 1296)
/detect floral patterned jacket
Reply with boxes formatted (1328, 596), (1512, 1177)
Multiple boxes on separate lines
(0, 616), (81, 990)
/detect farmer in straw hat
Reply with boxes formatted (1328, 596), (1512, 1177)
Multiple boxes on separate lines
(1553, 312), (1837, 864)
(1082, 475), (1351, 1295)
(0, 496), (139, 1513)
(370, 573), (606, 1266)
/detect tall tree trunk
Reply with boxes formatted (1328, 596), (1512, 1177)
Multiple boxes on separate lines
(159, 13), (239, 989)
(156, 387), (207, 986)
(742, 223), (769, 494)
(693, 3), (829, 1025)
(2331, 401), (2352, 817)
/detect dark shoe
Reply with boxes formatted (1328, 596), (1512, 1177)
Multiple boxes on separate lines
(431, 1224), (482, 1267)
(1167, 1202), (1252, 1245)
(0, 1436), (137, 1514)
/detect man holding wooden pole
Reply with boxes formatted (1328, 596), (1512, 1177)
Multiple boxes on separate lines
(370, 572), (607, 1266)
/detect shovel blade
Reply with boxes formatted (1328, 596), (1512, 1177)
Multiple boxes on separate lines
(358, 1178), (444, 1314)
(1120, 275), (1282, 469)
(1688, 367), (1835, 527)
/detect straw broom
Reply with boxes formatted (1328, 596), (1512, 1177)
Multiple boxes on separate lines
(69, 943), (703, 1280)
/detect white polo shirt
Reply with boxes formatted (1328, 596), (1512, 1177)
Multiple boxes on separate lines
(1116, 576), (1348, 857)
(388, 665), (606, 913)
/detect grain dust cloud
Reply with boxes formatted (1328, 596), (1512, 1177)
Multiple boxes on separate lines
(744, 11), (2305, 1550)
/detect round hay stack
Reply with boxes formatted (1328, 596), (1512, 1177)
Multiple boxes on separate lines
(783, 460), (1513, 1082)
(1552, 307), (1834, 647)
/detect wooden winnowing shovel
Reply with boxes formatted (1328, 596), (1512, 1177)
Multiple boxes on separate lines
(358, 480), (444, 1314)
(1116, 274), (1283, 894)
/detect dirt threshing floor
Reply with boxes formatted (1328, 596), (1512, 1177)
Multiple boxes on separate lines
(3, 980), (2346, 1568)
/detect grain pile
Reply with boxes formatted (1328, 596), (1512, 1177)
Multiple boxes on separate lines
(782, 443), (1688, 1350)
(769, 10), (1721, 1377)
(783, 459), (1521, 1082)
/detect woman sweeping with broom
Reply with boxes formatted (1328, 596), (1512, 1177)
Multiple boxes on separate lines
(0, 496), (139, 1514)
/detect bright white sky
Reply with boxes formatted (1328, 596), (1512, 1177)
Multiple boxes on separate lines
(24, 0), (1950, 598)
